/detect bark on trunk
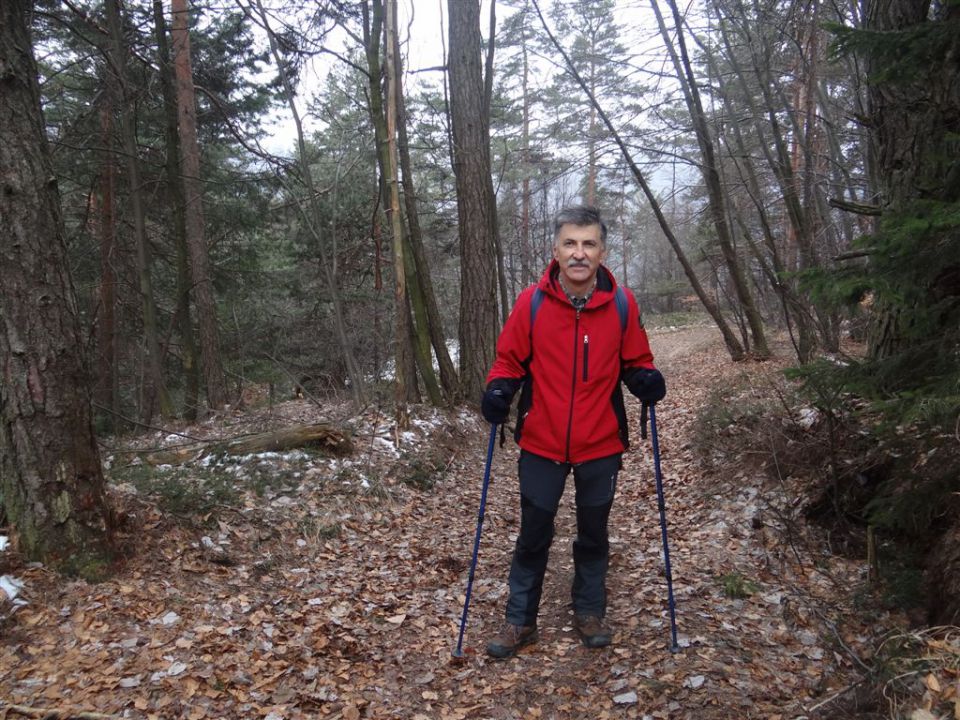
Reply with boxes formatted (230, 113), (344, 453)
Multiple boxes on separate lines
(0, 0), (115, 564)
(142, 423), (353, 466)
(448, 0), (502, 400)
(154, 0), (199, 421)
(171, 0), (228, 411)
(865, 0), (960, 360)
(385, 0), (416, 421)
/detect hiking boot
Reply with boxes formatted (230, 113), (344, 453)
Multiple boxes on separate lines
(486, 623), (538, 658)
(574, 615), (612, 648)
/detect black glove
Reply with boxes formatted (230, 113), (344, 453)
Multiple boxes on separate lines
(481, 383), (514, 424)
(624, 367), (666, 403)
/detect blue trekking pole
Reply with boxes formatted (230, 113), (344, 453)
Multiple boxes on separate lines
(452, 422), (498, 659)
(649, 404), (680, 652)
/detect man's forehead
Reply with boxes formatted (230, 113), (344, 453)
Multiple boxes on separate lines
(556, 223), (602, 239)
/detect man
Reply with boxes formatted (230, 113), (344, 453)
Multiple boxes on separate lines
(481, 205), (666, 658)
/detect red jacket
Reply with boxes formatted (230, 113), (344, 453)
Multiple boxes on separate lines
(486, 261), (656, 463)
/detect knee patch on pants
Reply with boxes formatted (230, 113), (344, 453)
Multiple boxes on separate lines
(575, 500), (612, 554)
(518, 494), (555, 553)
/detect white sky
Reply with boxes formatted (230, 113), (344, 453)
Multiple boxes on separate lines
(261, 0), (485, 154)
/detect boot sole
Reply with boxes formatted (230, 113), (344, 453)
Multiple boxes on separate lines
(485, 630), (539, 659)
(579, 634), (611, 648)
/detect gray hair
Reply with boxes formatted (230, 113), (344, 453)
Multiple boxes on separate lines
(553, 205), (608, 244)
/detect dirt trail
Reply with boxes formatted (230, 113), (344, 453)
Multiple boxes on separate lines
(0, 325), (872, 719)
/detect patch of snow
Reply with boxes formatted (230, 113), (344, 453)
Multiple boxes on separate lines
(683, 675), (706, 689)
(160, 611), (180, 626)
(0, 536), (8, 552)
(613, 691), (638, 704)
(797, 407), (820, 429)
(0, 575), (25, 602)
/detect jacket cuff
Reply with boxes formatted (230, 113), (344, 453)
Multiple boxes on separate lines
(487, 377), (523, 398)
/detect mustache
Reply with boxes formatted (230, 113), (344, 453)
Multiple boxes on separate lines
(566, 259), (591, 268)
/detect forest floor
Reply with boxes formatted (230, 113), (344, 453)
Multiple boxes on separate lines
(0, 324), (931, 719)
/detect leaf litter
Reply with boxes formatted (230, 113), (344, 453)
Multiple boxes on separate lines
(0, 327), (926, 718)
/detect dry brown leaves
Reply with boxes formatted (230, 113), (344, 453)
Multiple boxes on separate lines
(0, 326), (923, 719)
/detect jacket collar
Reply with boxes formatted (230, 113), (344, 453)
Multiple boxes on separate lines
(540, 260), (617, 308)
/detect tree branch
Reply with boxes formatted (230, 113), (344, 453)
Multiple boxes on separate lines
(829, 197), (882, 216)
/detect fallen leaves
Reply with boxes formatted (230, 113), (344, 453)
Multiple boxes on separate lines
(0, 328), (936, 719)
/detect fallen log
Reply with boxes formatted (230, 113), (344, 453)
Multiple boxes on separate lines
(141, 423), (353, 466)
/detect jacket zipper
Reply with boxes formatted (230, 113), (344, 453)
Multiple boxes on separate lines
(583, 334), (589, 382)
(565, 310), (581, 461)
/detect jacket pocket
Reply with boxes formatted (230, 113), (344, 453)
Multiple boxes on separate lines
(582, 334), (589, 382)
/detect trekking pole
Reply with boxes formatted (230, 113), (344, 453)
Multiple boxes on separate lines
(649, 404), (680, 652)
(452, 422), (498, 659)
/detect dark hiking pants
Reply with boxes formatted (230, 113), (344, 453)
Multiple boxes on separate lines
(505, 450), (620, 626)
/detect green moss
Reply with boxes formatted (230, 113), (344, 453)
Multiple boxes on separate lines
(61, 547), (113, 583)
(719, 572), (759, 599)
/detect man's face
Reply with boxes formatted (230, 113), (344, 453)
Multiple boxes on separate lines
(553, 222), (606, 294)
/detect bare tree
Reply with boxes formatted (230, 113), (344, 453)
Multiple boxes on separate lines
(531, 0), (747, 360)
(650, 0), (770, 358)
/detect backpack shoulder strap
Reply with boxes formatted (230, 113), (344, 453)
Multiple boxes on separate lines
(614, 286), (628, 332)
(530, 287), (545, 329)
(531, 285), (627, 333)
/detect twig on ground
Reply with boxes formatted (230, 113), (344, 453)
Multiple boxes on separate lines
(804, 675), (867, 713)
(0, 701), (117, 719)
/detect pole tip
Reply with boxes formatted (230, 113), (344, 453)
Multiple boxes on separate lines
(669, 643), (681, 654)
(450, 648), (468, 665)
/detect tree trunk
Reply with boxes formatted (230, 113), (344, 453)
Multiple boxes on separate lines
(153, 0), (199, 421)
(360, 0), (419, 407)
(171, 0), (228, 411)
(448, 0), (502, 400)
(384, 0), (416, 422)
(0, 0), (115, 565)
(864, 0), (959, 360)
(96, 86), (119, 427)
(105, 0), (174, 422)
(397, 89), (457, 402)
(143, 423), (353, 466)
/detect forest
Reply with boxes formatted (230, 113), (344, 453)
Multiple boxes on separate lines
(1, 0), (958, 717)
